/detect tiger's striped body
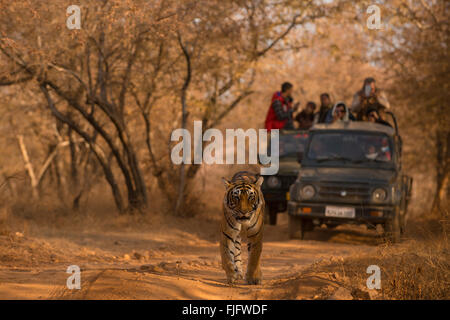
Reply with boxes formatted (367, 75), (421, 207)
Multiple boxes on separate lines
(221, 171), (265, 285)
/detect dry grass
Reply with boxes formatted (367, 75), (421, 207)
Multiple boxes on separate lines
(0, 206), (10, 235)
(0, 188), (221, 242)
(311, 218), (449, 300)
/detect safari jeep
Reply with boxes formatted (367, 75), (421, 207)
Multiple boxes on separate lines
(287, 118), (412, 242)
(262, 130), (309, 225)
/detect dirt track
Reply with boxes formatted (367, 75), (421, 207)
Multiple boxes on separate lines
(0, 213), (382, 300)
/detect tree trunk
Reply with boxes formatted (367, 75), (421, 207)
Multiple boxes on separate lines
(431, 130), (449, 217)
(17, 135), (39, 199)
(432, 169), (449, 216)
(175, 34), (191, 216)
(68, 126), (79, 191)
(40, 85), (126, 214)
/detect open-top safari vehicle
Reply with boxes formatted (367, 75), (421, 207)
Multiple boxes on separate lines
(287, 114), (413, 242)
(261, 130), (309, 225)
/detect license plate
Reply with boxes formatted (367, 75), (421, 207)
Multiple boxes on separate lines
(325, 206), (355, 218)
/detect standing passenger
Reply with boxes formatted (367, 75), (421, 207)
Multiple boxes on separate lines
(351, 77), (390, 120)
(265, 82), (300, 131)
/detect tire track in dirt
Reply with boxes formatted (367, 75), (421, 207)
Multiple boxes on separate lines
(0, 214), (381, 299)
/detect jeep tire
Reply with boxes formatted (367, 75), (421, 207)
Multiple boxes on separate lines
(399, 196), (407, 234)
(289, 215), (305, 239)
(384, 206), (401, 243)
(264, 204), (278, 226)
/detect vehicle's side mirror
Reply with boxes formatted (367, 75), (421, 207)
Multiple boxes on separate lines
(297, 151), (304, 163)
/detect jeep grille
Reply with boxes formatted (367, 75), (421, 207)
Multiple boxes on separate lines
(317, 181), (371, 202)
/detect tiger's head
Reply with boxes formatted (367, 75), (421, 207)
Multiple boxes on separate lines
(222, 176), (264, 222)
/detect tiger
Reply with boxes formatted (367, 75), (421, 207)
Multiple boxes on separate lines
(220, 171), (265, 285)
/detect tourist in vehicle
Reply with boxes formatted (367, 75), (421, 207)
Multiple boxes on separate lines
(366, 107), (392, 127)
(325, 102), (354, 123)
(351, 77), (390, 120)
(364, 145), (379, 160)
(265, 82), (300, 131)
(380, 137), (392, 161)
(295, 101), (316, 130)
(314, 93), (333, 124)
(308, 137), (327, 159)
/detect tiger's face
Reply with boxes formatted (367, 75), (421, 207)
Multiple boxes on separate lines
(222, 177), (263, 221)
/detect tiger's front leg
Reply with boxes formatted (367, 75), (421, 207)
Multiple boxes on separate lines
(246, 240), (262, 284)
(245, 213), (264, 285)
(220, 218), (241, 284)
(234, 234), (243, 280)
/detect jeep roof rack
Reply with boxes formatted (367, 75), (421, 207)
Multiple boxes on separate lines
(310, 121), (395, 136)
(279, 129), (309, 135)
(385, 111), (399, 136)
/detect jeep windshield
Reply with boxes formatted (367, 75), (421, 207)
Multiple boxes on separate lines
(305, 131), (394, 168)
(279, 132), (309, 158)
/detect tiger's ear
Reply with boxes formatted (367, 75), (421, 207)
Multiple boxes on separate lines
(222, 177), (231, 188)
(255, 176), (264, 187)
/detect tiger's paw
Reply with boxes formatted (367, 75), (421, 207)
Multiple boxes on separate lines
(234, 267), (243, 280)
(245, 275), (261, 285)
(226, 273), (241, 284)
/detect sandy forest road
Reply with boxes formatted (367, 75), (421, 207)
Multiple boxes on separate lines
(0, 214), (381, 300)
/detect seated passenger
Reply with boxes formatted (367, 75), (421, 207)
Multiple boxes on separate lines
(365, 145), (379, 160)
(380, 137), (392, 161)
(308, 138), (327, 159)
(314, 93), (333, 124)
(295, 101), (316, 130)
(366, 107), (392, 127)
(364, 143), (391, 162)
(325, 102), (354, 123)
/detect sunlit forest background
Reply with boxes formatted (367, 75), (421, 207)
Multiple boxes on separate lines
(0, 0), (448, 219)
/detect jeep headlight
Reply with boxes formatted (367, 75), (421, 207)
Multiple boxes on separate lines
(267, 176), (281, 189)
(299, 184), (316, 199)
(372, 188), (387, 202)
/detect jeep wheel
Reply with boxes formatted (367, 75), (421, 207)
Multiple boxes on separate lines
(384, 207), (401, 243)
(399, 198), (407, 234)
(264, 204), (278, 226)
(399, 210), (406, 235)
(288, 215), (305, 239)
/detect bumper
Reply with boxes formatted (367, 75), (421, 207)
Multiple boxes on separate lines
(263, 190), (290, 212)
(287, 201), (394, 223)
(263, 190), (289, 202)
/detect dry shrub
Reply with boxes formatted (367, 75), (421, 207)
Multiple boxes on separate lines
(178, 191), (213, 218)
(1, 184), (202, 235)
(0, 206), (10, 235)
(305, 218), (449, 300)
(316, 218), (449, 300)
(382, 247), (448, 299)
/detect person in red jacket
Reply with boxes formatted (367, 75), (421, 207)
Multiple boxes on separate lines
(265, 82), (299, 131)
